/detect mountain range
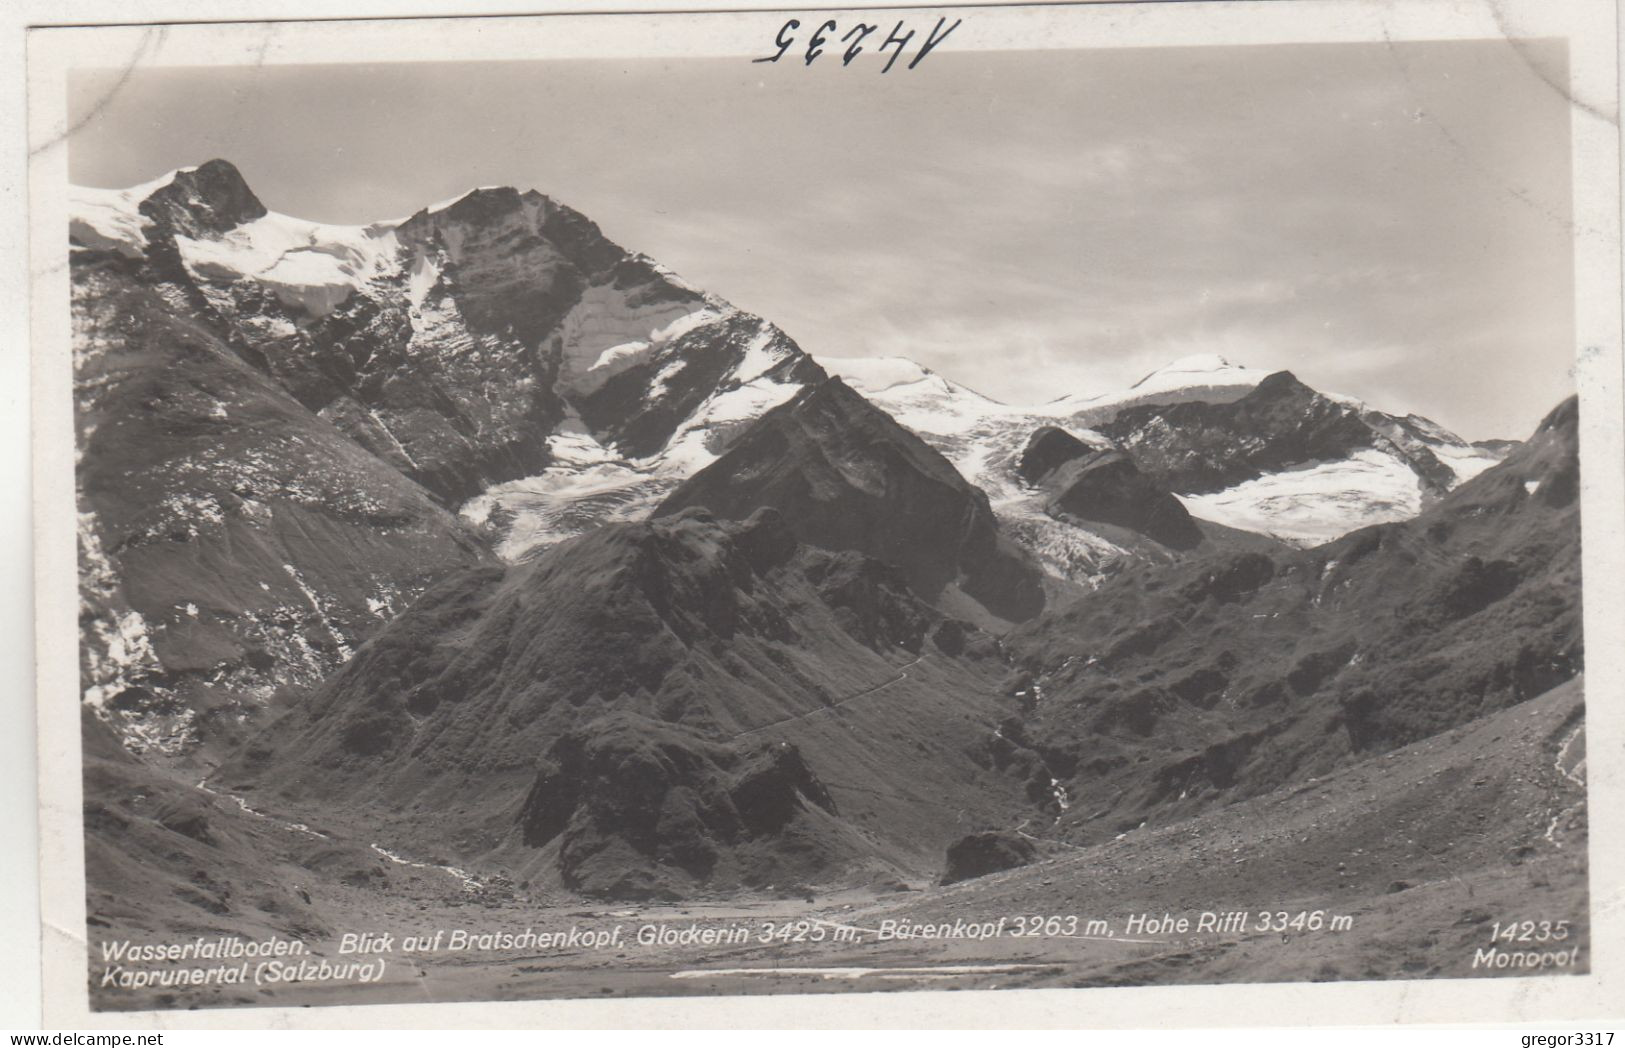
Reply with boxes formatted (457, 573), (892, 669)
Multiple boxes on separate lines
(71, 161), (1580, 926)
(73, 160), (818, 756)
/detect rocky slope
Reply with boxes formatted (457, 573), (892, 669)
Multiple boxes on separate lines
(81, 709), (338, 946)
(1005, 396), (1581, 841)
(216, 509), (1041, 898)
(71, 161), (823, 753)
(822, 675), (1587, 990)
(73, 242), (492, 757)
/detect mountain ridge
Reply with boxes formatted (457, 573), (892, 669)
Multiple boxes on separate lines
(828, 352), (1513, 557)
(69, 159), (1530, 765)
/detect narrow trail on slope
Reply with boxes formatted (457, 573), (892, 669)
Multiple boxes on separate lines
(369, 843), (483, 893)
(731, 653), (929, 740)
(1013, 817), (1087, 852)
(1544, 722), (1587, 849)
(195, 777), (482, 891)
(194, 778), (328, 841)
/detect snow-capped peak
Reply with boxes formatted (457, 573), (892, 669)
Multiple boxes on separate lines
(68, 167), (201, 256)
(820, 355), (943, 395)
(415, 185), (511, 216)
(73, 166), (412, 314)
(1048, 355), (1275, 422)
(814, 355), (1026, 436)
(1130, 353), (1247, 388)
(820, 352), (1268, 424)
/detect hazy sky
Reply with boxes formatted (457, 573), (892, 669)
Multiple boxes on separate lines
(67, 39), (1574, 440)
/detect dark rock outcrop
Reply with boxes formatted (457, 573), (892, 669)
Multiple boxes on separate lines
(72, 247), (493, 758)
(1101, 371), (1382, 495)
(138, 159), (268, 238)
(517, 718), (838, 899)
(1017, 426), (1091, 485)
(941, 830), (1036, 884)
(1046, 450), (1204, 551)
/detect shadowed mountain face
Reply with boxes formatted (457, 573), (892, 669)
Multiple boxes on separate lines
(515, 717), (849, 899)
(1016, 426), (1094, 486)
(1017, 428), (1203, 551)
(1048, 452), (1205, 552)
(1007, 397), (1581, 839)
(217, 508), (1039, 898)
(655, 378), (1049, 626)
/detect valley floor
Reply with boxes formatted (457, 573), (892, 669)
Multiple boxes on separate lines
(84, 679), (1590, 1013)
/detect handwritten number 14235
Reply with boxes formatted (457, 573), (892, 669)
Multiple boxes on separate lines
(754, 17), (963, 72)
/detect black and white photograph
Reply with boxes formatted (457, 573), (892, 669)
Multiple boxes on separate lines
(22, 0), (1625, 1026)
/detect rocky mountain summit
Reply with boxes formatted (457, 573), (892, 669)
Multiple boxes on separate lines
(71, 161), (822, 754)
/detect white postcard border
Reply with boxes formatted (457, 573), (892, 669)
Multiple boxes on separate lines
(24, 0), (1625, 1028)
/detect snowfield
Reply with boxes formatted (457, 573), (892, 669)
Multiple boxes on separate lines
(462, 317), (806, 560)
(1048, 353), (1278, 423)
(823, 356), (1061, 435)
(1176, 449), (1425, 547)
(72, 174), (406, 314)
(69, 171), (200, 256)
(1429, 440), (1508, 484)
